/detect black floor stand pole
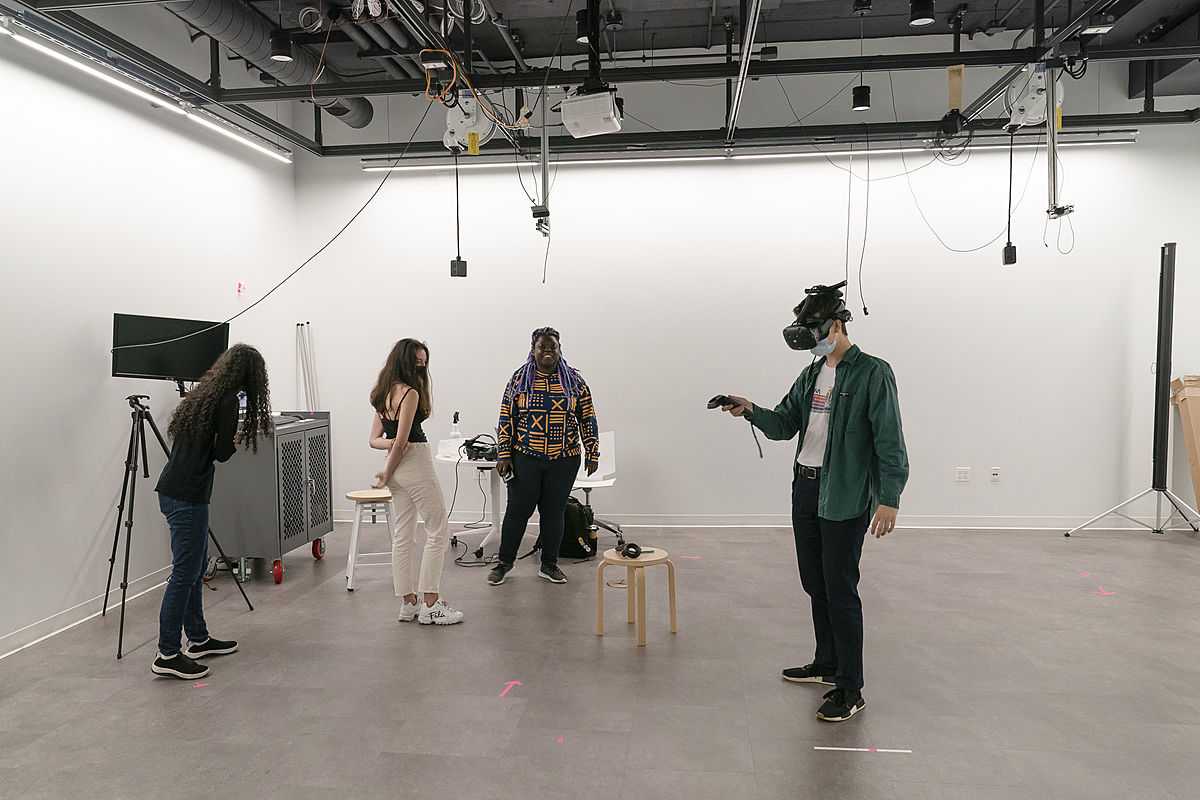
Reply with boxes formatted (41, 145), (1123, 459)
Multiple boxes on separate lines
(1067, 243), (1200, 537)
(103, 396), (252, 661)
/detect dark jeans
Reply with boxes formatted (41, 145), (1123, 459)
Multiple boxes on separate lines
(157, 494), (210, 657)
(498, 451), (581, 567)
(791, 473), (869, 692)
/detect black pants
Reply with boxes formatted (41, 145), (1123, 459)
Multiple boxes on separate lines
(791, 473), (870, 692)
(498, 451), (581, 567)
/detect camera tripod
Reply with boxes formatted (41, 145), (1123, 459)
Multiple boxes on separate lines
(103, 395), (252, 660)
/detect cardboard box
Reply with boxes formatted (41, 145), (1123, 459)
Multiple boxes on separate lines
(1171, 375), (1200, 506)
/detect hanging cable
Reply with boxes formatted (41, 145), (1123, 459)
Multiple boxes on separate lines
(857, 128), (871, 316)
(453, 150), (462, 261)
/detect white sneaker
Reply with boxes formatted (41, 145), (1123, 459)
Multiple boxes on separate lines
(398, 600), (420, 622)
(418, 598), (464, 625)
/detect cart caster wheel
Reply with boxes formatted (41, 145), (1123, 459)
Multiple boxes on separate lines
(273, 560), (283, 584)
(312, 538), (326, 559)
(202, 556), (218, 582)
(473, 548), (484, 559)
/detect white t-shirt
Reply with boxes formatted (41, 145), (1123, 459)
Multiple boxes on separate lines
(797, 364), (837, 467)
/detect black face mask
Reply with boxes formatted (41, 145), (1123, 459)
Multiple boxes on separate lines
(414, 365), (427, 377)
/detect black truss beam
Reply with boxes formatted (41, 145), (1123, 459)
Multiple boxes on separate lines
(216, 49), (1045, 103)
(321, 110), (1196, 159)
(212, 41), (1200, 105)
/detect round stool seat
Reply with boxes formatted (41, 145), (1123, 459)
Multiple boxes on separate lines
(601, 547), (669, 567)
(346, 489), (391, 503)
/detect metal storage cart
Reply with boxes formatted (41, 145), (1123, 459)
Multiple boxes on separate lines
(209, 414), (333, 583)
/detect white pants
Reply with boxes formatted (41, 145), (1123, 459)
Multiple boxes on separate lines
(384, 442), (451, 596)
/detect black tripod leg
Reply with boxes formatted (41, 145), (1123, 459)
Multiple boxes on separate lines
(206, 528), (253, 612)
(104, 412), (140, 616)
(116, 412), (146, 660)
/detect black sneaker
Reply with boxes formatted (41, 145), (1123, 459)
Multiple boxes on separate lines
(151, 651), (210, 680)
(538, 564), (567, 584)
(816, 688), (865, 722)
(488, 562), (513, 586)
(781, 663), (836, 685)
(183, 636), (238, 659)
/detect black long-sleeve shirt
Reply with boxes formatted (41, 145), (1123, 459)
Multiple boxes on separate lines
(154, 392), (239, 503)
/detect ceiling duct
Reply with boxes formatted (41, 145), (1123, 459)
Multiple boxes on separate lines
(164, 0), (374, 128)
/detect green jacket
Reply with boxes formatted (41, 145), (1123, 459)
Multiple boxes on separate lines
(746, 344), (909, 521)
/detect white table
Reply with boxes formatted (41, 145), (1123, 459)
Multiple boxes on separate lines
(435, 446), (506, 556)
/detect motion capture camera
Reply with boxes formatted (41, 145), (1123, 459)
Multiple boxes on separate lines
(782, 280), (853, 351)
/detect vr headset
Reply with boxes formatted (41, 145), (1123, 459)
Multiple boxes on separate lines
(782, 280), (853, 351)
(462, 435), (499, 461)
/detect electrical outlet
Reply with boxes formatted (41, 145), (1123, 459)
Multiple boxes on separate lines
(990, 467), (1001, 483)
(955, 467), (972, 482)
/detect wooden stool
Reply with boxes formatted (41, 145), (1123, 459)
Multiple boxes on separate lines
(597, 547), (676, 646)
(345, 489), (393, 591)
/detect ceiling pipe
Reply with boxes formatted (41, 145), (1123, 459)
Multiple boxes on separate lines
(340, 18), (416, 79)
(358, 19), (421, 78)
(478, 0), (527, 70)
(724, 0), (762, 143)
(163, 0), (373, 127)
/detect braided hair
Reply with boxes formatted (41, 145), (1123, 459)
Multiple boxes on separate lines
(514, 326), (581, 400)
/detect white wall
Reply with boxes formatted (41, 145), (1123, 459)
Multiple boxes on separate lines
(0, 42), (296, 652)
(4, 25), (1200, 652)
(292, 118), (1200, 532)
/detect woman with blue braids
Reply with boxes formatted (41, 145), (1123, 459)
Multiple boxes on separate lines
(488, 327), (600, 586)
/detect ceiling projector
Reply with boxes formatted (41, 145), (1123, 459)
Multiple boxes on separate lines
(561, 88), (623, 138)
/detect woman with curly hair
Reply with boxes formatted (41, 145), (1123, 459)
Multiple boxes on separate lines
(151, 343), (272, 680)
(369, 338), (463, 625)
(488, 327), (599, 587)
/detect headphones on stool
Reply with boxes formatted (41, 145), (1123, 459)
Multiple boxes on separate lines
(620, 542), (642, 559)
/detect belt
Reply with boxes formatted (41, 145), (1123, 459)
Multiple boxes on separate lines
(798, 465), (821, 480)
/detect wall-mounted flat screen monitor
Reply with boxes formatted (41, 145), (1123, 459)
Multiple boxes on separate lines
(112, 314), (229, 382)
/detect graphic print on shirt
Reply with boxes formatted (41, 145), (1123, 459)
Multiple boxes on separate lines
(797, 364), (838, 468)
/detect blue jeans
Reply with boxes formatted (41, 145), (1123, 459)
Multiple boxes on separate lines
(157, 494), (210, 656)
(791, 473), (869, 692)
(498, 451), (581, 567)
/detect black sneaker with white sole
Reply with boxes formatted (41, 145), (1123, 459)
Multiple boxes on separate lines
(183, 637), (238, 659)
(781, 663), (836, 685)
(816, 687), (865, 722)
(488, 561), (513, 585)
(538, 564), (567, 584)
(151, 651), (210, 680)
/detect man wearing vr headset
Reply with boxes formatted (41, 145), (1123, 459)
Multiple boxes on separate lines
(720, 281), (908, 722)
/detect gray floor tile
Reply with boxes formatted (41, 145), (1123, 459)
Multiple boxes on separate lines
(4, 525), (1200, 799)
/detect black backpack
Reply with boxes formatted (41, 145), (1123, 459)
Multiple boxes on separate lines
(527, 496), (599, 560)
(559, 496), (599, 559)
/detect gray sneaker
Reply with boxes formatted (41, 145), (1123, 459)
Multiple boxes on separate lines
(488, 561), (513, 585)
(538, 564), (567, 584)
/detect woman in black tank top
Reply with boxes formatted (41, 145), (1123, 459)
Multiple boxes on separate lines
(368, 339), (463, 625)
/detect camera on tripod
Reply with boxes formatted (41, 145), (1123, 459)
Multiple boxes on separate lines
(461, 435), (498, 461)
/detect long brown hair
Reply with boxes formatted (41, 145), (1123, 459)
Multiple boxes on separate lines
(369, 338), (432, 418)
(168, 343), (273, 453)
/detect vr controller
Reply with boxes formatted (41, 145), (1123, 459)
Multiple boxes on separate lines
(707, 395), (739, 410)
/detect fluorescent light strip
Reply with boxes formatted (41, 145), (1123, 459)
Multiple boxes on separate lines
(0, 17), (292, 164)
(362, 137), (1135, 172)
(185, 109), (293, 164)
(3, 21), (184, 115)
